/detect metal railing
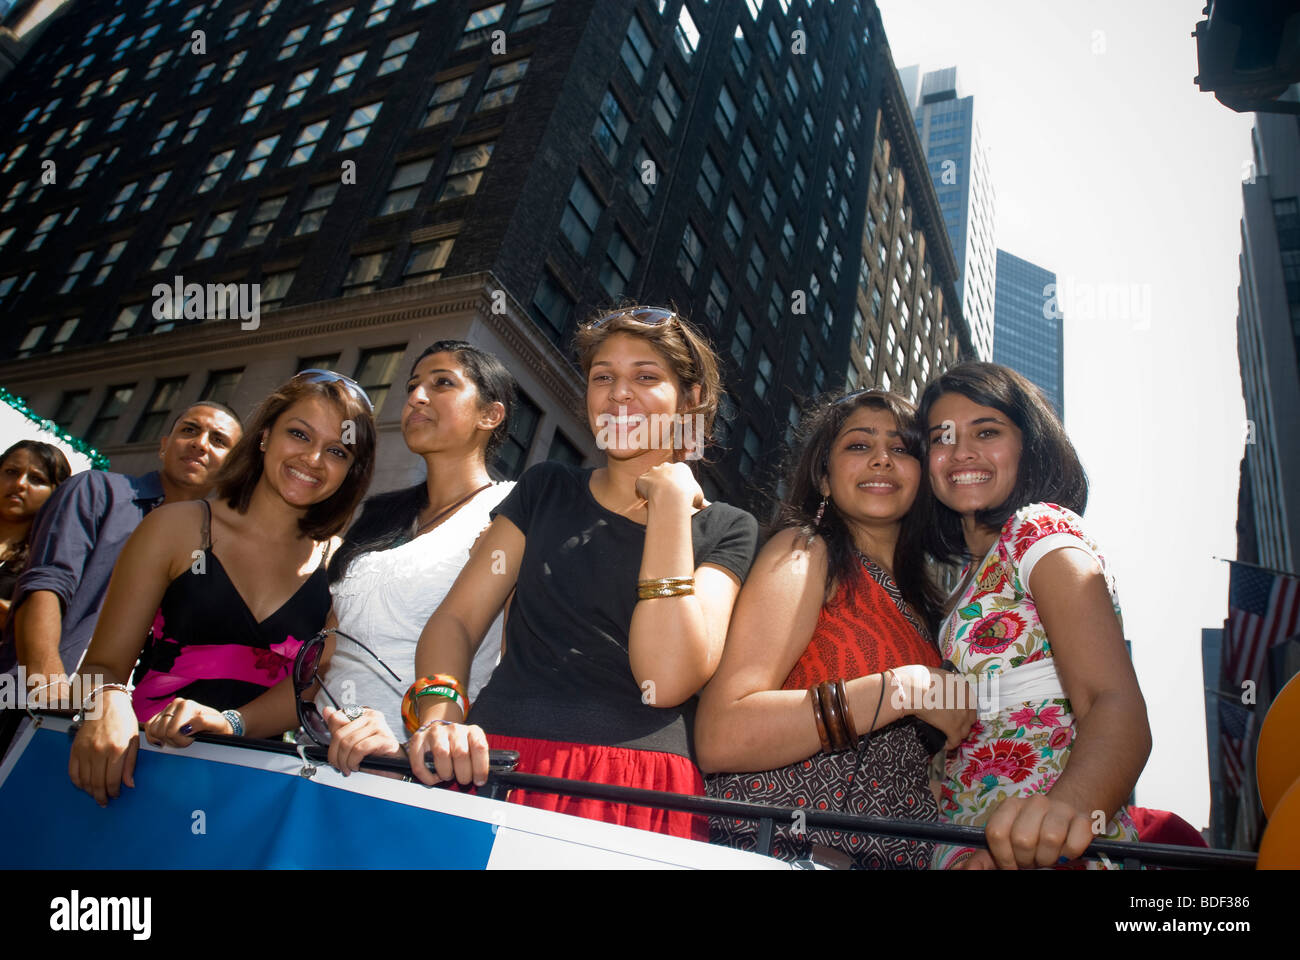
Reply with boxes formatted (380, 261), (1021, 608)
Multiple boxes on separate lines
(195, 730), (1256, 870)
(10, 711), (1253, 870)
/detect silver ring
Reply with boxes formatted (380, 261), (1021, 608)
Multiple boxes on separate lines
(342, 704), (364, 722)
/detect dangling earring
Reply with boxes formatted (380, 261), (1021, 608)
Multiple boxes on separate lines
(814, 497), (827, 528)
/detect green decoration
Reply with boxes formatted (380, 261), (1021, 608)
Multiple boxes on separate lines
(0, 385), (110, 470)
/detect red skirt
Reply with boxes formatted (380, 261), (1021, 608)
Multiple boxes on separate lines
(486, 734), (708, 842)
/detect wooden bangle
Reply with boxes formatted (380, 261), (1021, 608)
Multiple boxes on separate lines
(809, 686), (831, 753)
(834, 678), (859, 743)
(818, 681), (849, 752)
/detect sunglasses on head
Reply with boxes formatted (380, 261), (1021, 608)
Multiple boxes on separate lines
(293, 628), (402, 746)
(583, 306), (677, 330)
(295, 369), (374, 414)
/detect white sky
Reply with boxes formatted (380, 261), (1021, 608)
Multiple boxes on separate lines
(876, 0), (1256, 829)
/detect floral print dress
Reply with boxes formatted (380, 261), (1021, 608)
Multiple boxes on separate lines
(932, 502), (1139, 869)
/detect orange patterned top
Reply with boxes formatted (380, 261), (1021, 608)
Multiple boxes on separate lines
(783, 550), (941, 689)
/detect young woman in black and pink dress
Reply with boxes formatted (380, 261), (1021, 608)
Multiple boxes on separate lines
(401, 306), (758, 840)
(68, 372), (376, 806)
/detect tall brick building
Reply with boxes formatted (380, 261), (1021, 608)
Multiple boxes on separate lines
(0, 0), (969, 504)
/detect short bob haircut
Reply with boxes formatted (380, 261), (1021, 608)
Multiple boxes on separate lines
(0, 440), (73, 492)
(917, 361), (1087, 563)
(777, 389), (943, 633)
(212, 373), (377, 541)
(572, 304), (725, 458)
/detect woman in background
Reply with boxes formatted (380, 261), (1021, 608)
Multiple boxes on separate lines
(0, 440), (72, 628)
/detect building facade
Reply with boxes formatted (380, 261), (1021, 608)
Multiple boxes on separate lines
(0, 0), (969, 506)
(992, 248), (1064, 419)
(898, 64), (995, 362)
(1236, 106), (1300, 575)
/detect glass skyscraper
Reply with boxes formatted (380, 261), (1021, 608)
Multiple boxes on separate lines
(899, 65), (996, 362)
(992, 248), (1064, 419)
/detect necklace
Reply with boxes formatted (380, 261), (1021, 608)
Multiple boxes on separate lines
(414, 482), (492, 536)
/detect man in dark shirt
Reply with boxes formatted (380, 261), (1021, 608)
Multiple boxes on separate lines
(3, 402), (242, 700)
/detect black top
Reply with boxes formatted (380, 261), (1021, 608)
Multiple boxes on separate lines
(470, 461), (758, 760)
(130, 501), (331, 719)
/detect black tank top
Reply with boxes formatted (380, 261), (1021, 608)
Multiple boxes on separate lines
(130, 500), (331, 722)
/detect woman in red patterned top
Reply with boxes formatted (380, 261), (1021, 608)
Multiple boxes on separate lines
(696, 390), (975, 868)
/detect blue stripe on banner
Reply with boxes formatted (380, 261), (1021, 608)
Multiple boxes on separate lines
(0, 727), (497, 869)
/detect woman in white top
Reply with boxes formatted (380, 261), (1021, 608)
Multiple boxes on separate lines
(306, 340), (519, 775)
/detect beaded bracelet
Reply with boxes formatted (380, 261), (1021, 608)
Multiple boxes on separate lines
(221, 709), (245, 737)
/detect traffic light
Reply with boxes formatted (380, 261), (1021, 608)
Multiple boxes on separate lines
(1194, 0), (1300, 114)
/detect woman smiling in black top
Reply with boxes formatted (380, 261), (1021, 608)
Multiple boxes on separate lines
(402, 306), (757, 839)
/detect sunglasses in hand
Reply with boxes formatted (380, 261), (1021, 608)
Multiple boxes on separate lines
(292, 628), (518, 777)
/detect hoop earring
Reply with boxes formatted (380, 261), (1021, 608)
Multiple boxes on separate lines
(814, 497), (827, 528)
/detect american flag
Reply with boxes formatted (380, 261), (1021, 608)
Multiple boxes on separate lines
(1224, 563), (1300, 690)
(1220, 563), (1300, 795)
(1218, 697), (1253, 794)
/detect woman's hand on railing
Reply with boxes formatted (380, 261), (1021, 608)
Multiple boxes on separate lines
(143, 697), (230, 747)
(984, 794), (1094, 869)
(68, 688), (138, 807)
(323, 705), (404, 776)
(404, 719), (491, 788)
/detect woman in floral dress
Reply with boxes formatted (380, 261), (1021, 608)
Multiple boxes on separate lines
(918, 362), (1150, 869)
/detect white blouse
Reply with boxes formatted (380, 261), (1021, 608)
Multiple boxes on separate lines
(320, 481), (514, 736)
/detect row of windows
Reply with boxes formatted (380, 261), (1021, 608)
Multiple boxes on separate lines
(3, 133), (503, 286)
(2, 1), (543, 200)
(28, 0), (541, 103)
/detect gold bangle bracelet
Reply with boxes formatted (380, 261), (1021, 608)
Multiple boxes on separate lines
(637, 577), (695, 600)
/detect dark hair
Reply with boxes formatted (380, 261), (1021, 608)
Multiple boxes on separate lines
(776, 390), (943, 633)
(169, 400), (242, 434)
(328, 340), (515, 584)
(413, 340), (516, 462)
(572, 304), (725, 456)
(213, 374), (377, 541)
(917, 361), (1088, 563)
(0, 440), (73, 491)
